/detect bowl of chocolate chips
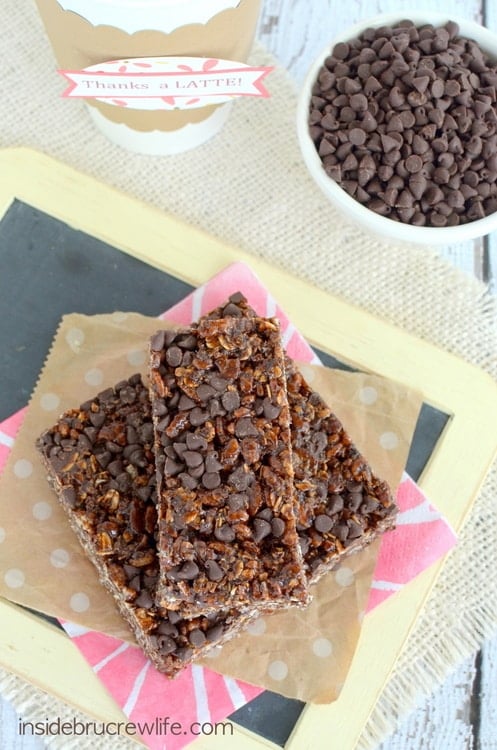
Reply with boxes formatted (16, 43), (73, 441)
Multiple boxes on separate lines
(297, 13), (497, 243)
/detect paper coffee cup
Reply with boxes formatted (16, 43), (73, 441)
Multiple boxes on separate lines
(36, 0), (262, 154)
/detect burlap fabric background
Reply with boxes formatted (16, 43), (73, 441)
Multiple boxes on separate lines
(1, 2), (496, 748)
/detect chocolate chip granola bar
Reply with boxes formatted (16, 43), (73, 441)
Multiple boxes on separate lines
(203, 294), (398, 582)
(36, 374), (253, 677)
(149, 315), (309, 616)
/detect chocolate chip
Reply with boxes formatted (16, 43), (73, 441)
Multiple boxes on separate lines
(61, 486), (77, 508)
(271, 517), (286, 537)
(256, 508), (273, 521)
(228, 467), (253, 491)
(310, 431), (328, 456)
(119, 387), (136, 405)
(362, 497), (379, 513)
(314, 514), (334, 533)
(206, 624), (224, 642)
(347, 492), (363, 511)
(253, 518), (272, 543)
(166, 611), (182, 625)
(380, 133), (399, 153)
(349, 127), (366, 145)
(77, 434), (92, 451)
(348, 520), (363, 539)
(209, 375), (229, 391)
(178, 394), (196, 411)
(235, 417), (258, 438)
(157, 636), (177, 655)
(83, 426), (98, 444)
(183, 450), (203, 468)
(181, 352), (194, 367)
(333, 522), (349, 542)
(108, 459), (123, 477)
(153, 401), (168, 417)
(328, 494), (344, 514)
(116, 472), (131, 491)
(405, 154), (423, 173)
(431, 78), (445, 98)
(129, 448), (147, 467)
(97, 387), (114, 403)
(228, 493), (247, 510)
(229, 291), (247, 304)
(123, 441), (140, 459)
(150, 330), (166, 350)
(209, 398), (226, 418)
(188, 464), (205, 479)
(189, 628), (206, 647)
(409, 173), (427, 199)
(176, 560), (199, 580)
(89, 411), (105, 428)
(179, 472), (199, 490)
(164, 457), (184, 476)
(205, 453), (222, 472)
(350, 93), (368, 111)
(221, 390), (240, 412)
(204, 559), (224, 581)
(222, 302), (244, 317)
(197, 384), (216, 401)
(96, 450), (111, 468)
(173, 441), (187, 458)
(135, 590), (153, 608)
(186, 433), (208, 451)
(202, 472), (221, 489)
(189, 407), (209, 426)
(214, 524), (236, 542)
(128, 574), (141, 591)
(333, 41), (350, 60)
(177, 335), (197, 350)
(346, 480), (362, 493)
(126, 425), (138, 443)
(262, 398), (282, 420)
(176, 647), (193, 662)
(136, 484), (152, 502)
(433, 167), (450, 185)
(106, 440), (122, 454)
(165, 346), (183, 367)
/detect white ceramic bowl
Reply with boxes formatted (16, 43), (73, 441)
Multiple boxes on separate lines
(297, 12), (497, 244)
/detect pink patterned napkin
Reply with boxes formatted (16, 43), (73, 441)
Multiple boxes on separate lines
(0, 409), (26, 474)
(59, 620), (261, 747)
(0, 262), (457, 750)
(367, 471), (457, 610)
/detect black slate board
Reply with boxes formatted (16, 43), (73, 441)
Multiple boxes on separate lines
(0, 199), (449, 747)
(0, 199), (191, 420)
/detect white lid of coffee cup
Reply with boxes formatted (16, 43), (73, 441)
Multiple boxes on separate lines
(56, 0), (242, 35)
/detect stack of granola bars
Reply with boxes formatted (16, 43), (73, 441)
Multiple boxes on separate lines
(36, 294), (397, 678)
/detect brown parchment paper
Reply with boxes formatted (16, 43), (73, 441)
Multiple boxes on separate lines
(0, 313), (422, 703)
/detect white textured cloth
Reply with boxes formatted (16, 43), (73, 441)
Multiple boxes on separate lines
(1, 1), (497, 748)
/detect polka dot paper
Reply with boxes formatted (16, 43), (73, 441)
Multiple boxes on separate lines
(0, 262), (456, 730)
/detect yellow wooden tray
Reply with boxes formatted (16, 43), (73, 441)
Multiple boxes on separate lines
(1, 147), (496, 750)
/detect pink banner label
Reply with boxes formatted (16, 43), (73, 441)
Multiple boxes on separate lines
(58, 56), (273, 111)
